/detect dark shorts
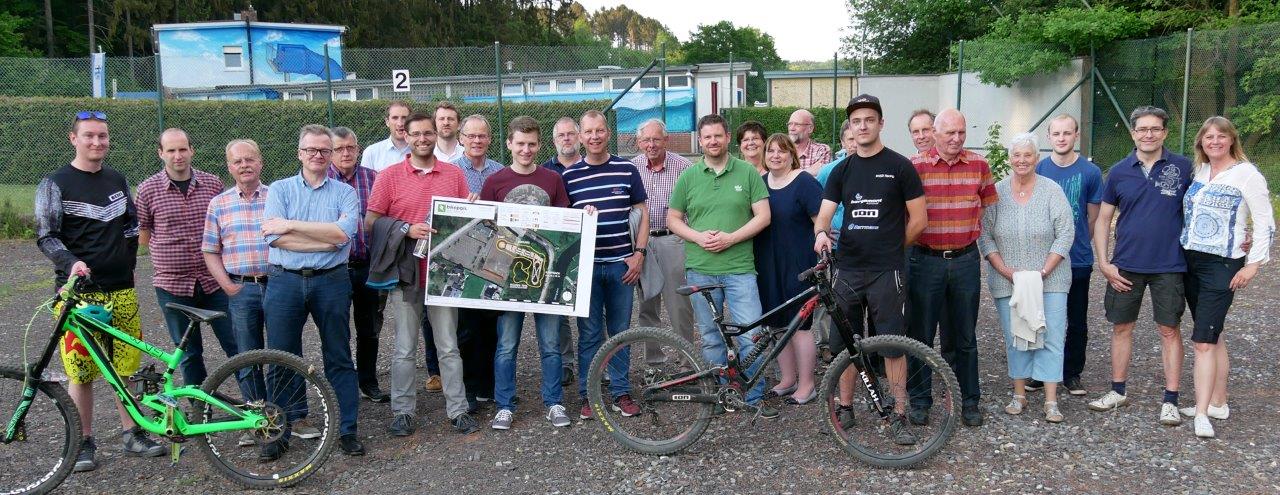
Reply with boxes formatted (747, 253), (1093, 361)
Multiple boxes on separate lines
(829, 269), (906, 359)
(1103, 269), (1185, 327)
(1184, 250), (1245, 344)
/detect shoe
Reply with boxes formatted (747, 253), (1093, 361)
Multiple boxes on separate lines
(744, 403), (780, 419)
(466, 398), (481, 415)
(1023, 379), (1043, 392)
(907, 408), (929, 426)
(491, 409), (514, 430)
(425, 375), (443, 393)
(611, 394), (641, 417)
(360, 384), (390, 403)
(121, 426), (165, 457)
(338, 434), (365, 456)
(561, 368), (574, 387)
(291, 420), (321, 439)
(451, 413), (480, 434)
(1005, 395), (1027, 415)
(73, 436), (97, 472)
(890, 414), (918, 446)
(1180, 403), (1229, 420)
(1194, 414), (1215, 438)
(388, 413), (415, 437)
(1159, 402), (1183, 426)
(1044, 401), (1064, 423)
(579, 403), (594, 420)
(546, 404), (571, 427)
(784, 388), (818, 405)
(258, 439), (287, 462)
(1064, 376), (1087, 396)
(961, 405), (983, 426)
(835, 403), (856, 429)
(237, 432), (256, 447)
(766, 383), (798, 399)
(1087, 391), (1129, 411)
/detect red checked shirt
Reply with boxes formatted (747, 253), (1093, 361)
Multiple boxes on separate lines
(798, 141), (833, 173)
(632, 151), (692, 231)
(367, 157), (469, 284)
(136, 168), (225, 296)
(910, 148), (998, 250)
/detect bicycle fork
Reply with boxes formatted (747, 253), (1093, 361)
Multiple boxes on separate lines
(819, 286), (894, 422)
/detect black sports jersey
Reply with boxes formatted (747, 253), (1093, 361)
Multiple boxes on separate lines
(35, 163), (139, 290)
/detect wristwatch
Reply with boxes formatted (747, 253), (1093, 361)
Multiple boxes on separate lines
(634, 247), (648, 256)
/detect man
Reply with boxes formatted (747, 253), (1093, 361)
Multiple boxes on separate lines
(329, 127), (389, 402)
(136, 128), (238, 388)
(564, 109), (649, 420)
(907, 109), (936, 154)
(433, 100), (464, 163)
(542, 116), (582, 385)
(630, 118), (695, 360)
(1087, 106), (1192, 427)
(361, 101), (413, 172)
(907, 108), (997, 427)
(1032, 114), (1103, 396)
(788, 109), (832, 173)
(36, 111), (164, 472)
(261, 124), (364, 457)
(667, 113), (776, 418)
(815, 95), (928, 444)
(366, 113), (480, 436)
(482, 116), (573, 430)
(812, 119), (858, 357)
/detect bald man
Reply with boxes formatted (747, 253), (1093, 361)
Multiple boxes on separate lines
(788, 109), (832, 173)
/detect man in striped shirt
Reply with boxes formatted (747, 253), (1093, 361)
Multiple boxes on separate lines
(905, 108), (997, 428)
(562, 109), (649, 420)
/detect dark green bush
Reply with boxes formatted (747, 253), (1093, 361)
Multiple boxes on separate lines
(720, 106), (843, 149)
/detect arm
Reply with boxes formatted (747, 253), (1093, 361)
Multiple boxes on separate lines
(1231, 172), (1275, 289)
(621, 203), (649, 285)
(666, 207), (706, 246)
(1046, 191), (1075, 272)
(1091, 202), (1131, 291)
(708, 199), (770, 253)
(272, 234), (339, 252)
(34, 177), (86, 276)
(904, 196), (927, 246)
(202, 251), (242, 296)
(978, 201), (1012, 281)
(813, 199), (838, 253)
(135, 181), (152, 248)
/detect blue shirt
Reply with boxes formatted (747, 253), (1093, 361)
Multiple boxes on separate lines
(360, 136), (412, 172)
(1101, 149), (1193, 273)
(1036, 155), (1103, 268)
(263, 172), (360, 270)
(814, 151), (848, 235)
(541, 157), (569, 175)
(452, 156), (504, 194)
(563, 155), (648, 263)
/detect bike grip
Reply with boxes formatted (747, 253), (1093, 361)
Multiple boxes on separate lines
(797, 267), (815, 282)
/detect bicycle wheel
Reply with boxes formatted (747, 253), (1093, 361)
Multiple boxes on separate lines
(586, 327), (717, 455)
(819, 335), (960, 468)
(0, 366), (81, 495)
(190, 349), (338, 489)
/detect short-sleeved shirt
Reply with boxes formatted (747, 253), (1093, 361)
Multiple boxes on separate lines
(541, 157), (569, 175)
(1101, 149), (1193, 273)
(563, 155), (648, 263)
(360, 137), (412, 172)
(669, 156), (770, 274)
(202, 184), (270, 277)
(367, 158), (470, 280)
(135, 168), (224, 296)
(815, 152), (848, 233)
(823, 147), (924, 272)
(480, 166), (570, 207)
(263, 173), (359, 270)
(632, 151), (693, 231)
(1036, 155), (1103, 267)
(911, 148), (998, 250)
(798, 141), (833, 172)
(453, 156), (504, 194)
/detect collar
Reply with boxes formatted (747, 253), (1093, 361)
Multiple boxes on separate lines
(162, 169), (202, 189)
(405, 157), (442, 175)
(635, 153), (670, 173)
(929, 148), (967, 167)
(797, 140), (814, 157)
(698, 156), (738, 176)
(236, 183), (266, 199)
(1125, 148), (1171, 169)
(327, 163), (360, 181)
(296, 171), (332, 190)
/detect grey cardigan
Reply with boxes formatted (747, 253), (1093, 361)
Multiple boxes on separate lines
(977, 176), (1075, 298)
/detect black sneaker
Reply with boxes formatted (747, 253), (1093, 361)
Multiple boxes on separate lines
(360, 384), (390, 403)
(907, 408), (929, 426)
(338, 434), (365, 456)
(388, 413), (415, 437)
(258, 439), (288, 462)
(1064, 376), (1087, 396)
(121, 426), (165, 457)
(451, 413), (480, 434)
(891, 414), (918, 446)
(560, 368), (574, 387)
(73, 436), (97, 472)
(1024, 379), (1044, 392)
(962, 405), (984, 427)
(743, 403), (780, 419)
(835, 404), (856, 429)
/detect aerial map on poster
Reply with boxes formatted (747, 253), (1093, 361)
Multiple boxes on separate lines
(425, 198), (597, 317)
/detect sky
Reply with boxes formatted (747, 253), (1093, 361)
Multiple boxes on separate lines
(574, 0), (851, 62)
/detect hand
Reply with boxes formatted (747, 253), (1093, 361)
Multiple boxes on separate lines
(70, 261), (91, 277)
(622, 251), (644, 284)
(466, 193), (479, 203)
(261, 218), (293, 236)
(1099, 262), (1132, 292)
(1229, 263), (1260, 290)
(994, 264), (1014, 282)
(408, 222), (434, 240)
(584, 205), (598, 215)
(814, 232), (832, 254)
(222, 283), (244, 297)
(704, 231), (736, 253)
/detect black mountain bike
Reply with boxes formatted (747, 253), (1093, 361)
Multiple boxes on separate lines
(586, 252), (960, 468)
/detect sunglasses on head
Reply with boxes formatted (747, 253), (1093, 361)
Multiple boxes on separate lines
(75, 111), (107, 121)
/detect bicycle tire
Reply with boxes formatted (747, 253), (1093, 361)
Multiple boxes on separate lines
(0, 366), (82, 495)
(191, 349), (338, 489)
(586, 326), (716, 456)
(819, 335), (960, 468)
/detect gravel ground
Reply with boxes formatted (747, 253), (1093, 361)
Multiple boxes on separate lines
(1, 239), (1277, 494)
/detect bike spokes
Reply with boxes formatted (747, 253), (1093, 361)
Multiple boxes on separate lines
(0, 367), (81, 495)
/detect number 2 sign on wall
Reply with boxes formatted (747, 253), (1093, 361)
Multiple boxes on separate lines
(392, 70), (411, 92)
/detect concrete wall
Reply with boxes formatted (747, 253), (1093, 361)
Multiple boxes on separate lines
(769, 77), (858, 108)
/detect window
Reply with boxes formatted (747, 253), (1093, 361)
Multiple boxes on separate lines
(502, 83), (523, 96)
(582, 78), (604, 91)
(666, 75), (690, 88)
(555, 79), (578, 92)
(222, 46), (243, 70)
(639, 76), (659, 89)
(531, 80), (552, 93)
(355, 88), (375, 100)
(282, 91), (307, 101)
(610, 77), (632, 90)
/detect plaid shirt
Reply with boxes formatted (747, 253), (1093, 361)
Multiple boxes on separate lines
(632, 151), (692, 231)
(327, 164), (377, 262)
(136, 168), (224, 296)
(453, 156), (504, 193)
(202, 184), (270, 277)
(911, 148), (998, 250)
(798, 141), (833, 173)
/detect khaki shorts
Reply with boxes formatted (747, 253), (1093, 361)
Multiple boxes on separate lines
(58, 288), (142, 385)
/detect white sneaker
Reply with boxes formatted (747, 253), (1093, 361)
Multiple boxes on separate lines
(1194, 415), (1215, 438)
(1159, 402), (1182, 426)
(1087, 391), (1128, 411)
(1179, 403), (1229, 420)
(291, 420), (321, 439)
(546, 404), (571, 428)
(491, 409), (514, 430)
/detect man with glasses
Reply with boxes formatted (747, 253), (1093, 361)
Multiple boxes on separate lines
(1087, 106), (1193, 427)
(542, 116), (583, 386)
(788, 109), (831, 174)
(361, 101), (413, 172)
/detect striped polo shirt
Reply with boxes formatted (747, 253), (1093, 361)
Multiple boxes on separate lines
(910, 148), (998, 250)
(562, 154), (648, 263)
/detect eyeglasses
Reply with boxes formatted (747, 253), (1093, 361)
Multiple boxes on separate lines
(462, 133), (491, 140)
(407, 131), (437, 138)
(1133, 127), (1166, 135)
(786, 121), (812, 127)
(75, 110), (107, 121)
(299, 148), (334, 157)
(334, 145), (358, 154)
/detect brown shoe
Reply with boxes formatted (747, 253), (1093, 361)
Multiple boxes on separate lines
(425, 375), (443, 393)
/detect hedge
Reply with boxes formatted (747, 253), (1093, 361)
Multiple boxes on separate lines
(0, 97), (612, 185)
(720, 106), (844, 150)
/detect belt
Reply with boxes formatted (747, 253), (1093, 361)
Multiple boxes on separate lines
(915, 243), (977, 259)
(650, 229), (671, 237)
(230, 274), (268, 284)
(277, 264), (346, 277)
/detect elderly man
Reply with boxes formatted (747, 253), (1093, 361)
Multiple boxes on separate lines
(788, 109), (832, 173)
(542, 116), (583, 385)
(906, 109), (997, 428)
(361, 101), (413, 172)
(907, 109), (937, 154)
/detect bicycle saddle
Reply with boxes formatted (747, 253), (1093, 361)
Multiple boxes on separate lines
(165, 303), (227, 323)
(675, 284), (724, 296)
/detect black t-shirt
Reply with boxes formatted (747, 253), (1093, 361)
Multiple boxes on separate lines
(34, 163), (139, 290)
(821, 147), (924, 271)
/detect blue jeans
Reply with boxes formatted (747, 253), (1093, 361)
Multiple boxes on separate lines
(577, 261), (633, 400)
(684, 270), (767, 405)
(155, 285), (238, 387)
(226, 280), (268, 401)
(906, 248), (982, 409)
(264, 266), (360, 436)
(995, 293), (1068, 382)
(494, 311), (562, 410)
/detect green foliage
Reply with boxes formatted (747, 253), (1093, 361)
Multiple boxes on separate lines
(846, 0), (1007, 75)
(720, 106), (842, 150)
(679, 21), (785, 104)
(0, 12), (37, 57)
(984, 123), (1010, 181)
(0, 200), (34, 239)
(965, 6), (1151, 86)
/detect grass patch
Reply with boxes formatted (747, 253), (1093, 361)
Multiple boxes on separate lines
(1, 199), (35, 239)
(0, 183), (34, 217)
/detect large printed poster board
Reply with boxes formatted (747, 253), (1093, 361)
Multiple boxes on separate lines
(425, 198), (597, 317)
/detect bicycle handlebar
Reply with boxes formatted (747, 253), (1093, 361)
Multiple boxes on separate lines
(797, 250), (834, 283)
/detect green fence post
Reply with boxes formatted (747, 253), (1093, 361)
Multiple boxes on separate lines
(1179, 28), (1193, 154)
(154, 50), (164, 132)
(323, 44), (334, 129)
(956, 40), (964, 110)
(495, 41), (505, 163)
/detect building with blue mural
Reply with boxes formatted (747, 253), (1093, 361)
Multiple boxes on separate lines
(153, 20), (344, 91)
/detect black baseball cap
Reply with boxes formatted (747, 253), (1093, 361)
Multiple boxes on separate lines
(846, 94), (882, 118)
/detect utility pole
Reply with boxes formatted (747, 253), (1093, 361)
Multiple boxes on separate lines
(87, 0), (95, 54)
(44, 0), (56, 56)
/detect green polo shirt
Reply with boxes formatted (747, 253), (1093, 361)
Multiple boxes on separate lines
(669, 156), (769, 274)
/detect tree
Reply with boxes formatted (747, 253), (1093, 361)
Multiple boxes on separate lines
(680, 21), (784, 103)
(844, 0), (1009, 74)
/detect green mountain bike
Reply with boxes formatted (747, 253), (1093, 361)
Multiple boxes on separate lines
(2, 276), (339, 494)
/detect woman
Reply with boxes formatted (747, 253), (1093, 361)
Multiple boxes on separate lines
(1179, 116), (1272, 438)
(754, 133), (823, 404)
(736, 121), (767, 174)
(976, 133), (1074, 423)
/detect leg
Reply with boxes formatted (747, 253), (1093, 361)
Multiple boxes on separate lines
(1102, 270), (1149, 385)
(227, 282), (266, 401)
(308, 269), (360, 436)
(422, 311), (440, 376)
(1036, 292), (1068, 406)
(576, 267), (611, 399)
(906, 253), (945, 410)
(155, 287), (208, 386)
(533, 313), (565, 408)
(940, 251), (982, 407)
(349, 264), (384, 389)
(1211, 340), (1228, 407)
(684, 270), (728, 369)
(388, 286), (424, 416)
(68, 383), (95, 435)
(1149, 272), (1186, 397)
(601, 262), (636, 399)
(558, 316), (574, 373)
(103, 289), (144, 430)
(722, 273), (766, 404)
(493, 311), (524, 411)
(790, 330), (818, 400)
(773, 329), (799, 392)
(995, 297), (1032, 381)
(1109, 322), (1136, 383)
(264, 271), (310, 422)
(199, 287), (240, 360)
(427, 305), (468, 419)
(1063, 267), (1092, 381)
(637, 284), (665, 363)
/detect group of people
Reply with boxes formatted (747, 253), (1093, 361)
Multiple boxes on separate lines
(36, 93), (1269, 474)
